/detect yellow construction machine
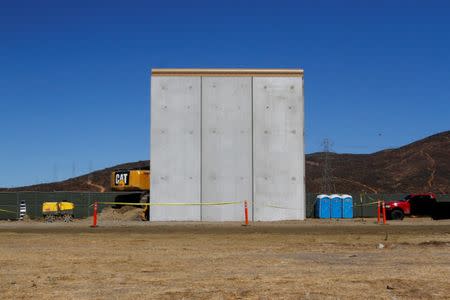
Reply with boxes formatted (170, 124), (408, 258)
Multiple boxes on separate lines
(111, 168), (150, 220)
(42, 202), (75, 222)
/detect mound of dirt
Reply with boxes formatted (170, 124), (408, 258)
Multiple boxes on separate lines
(20, 215), (34, 223)
(98, 206), (144, 222)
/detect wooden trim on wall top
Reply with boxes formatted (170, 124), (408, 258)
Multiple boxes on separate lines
(151, 68), (304, 77)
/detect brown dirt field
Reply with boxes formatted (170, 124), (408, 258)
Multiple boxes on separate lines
(1, 219), (450, 299)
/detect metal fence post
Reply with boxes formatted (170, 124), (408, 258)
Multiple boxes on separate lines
(360, 193), (363, 220)
(16, 192), (19, 220)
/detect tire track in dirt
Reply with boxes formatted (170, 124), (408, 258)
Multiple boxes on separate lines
(332, 177), (378, 193)
(87, 181), (105, 192)
(421, 151), (436, 190)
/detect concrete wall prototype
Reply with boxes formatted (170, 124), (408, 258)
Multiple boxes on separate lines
(253, 77), (305, 221)
(150, 76), (201, 221)
(150, 69), (304, 221)
(201, 77), (253, 221)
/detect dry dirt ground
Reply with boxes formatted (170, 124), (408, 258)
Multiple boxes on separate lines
(1, 218), (450, 299)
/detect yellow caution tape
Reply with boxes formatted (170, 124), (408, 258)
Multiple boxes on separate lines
(0, 208), (16, 214)
(93, 201), (242, 207)
(367, 195), (376, 201)
(354, 201), (381, 207)
(264, 204), (300, 210)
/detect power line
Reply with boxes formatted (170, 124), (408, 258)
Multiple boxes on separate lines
(52, 163), (59, 182)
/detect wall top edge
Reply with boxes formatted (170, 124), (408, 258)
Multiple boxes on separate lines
(151, 68), (304, 77)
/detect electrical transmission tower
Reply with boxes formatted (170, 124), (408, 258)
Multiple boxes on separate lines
(321, 138), (334, 194)
(88, 160), (93, 183)
(72, 162), (77, 178)
(52, 163), (58, 182)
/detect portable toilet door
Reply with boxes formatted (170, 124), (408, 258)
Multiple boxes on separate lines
(330, 194), (343, 218)
(314, 195), (322, 218)
(342, 194), (353, 219)
(315, 194), (331, 218)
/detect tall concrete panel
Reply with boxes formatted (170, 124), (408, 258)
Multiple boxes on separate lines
(253, 77), (305, 221)
(201, 77), (252, 221)
(150, 76), (201, 221)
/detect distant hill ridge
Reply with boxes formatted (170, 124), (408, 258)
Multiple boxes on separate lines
(0, 161), (150, 193)
(306, 131), (449, 194)
(1, 131), (449, 194)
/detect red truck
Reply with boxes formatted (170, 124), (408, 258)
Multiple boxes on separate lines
(385, 193), (437, 220)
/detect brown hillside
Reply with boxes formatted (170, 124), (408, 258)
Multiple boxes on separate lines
(1, 131), (449, 194)
(0, 161), (149, 192)
(307, 131), (450, 194)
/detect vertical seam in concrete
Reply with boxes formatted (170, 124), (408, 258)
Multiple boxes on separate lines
(251, 76), (254, 222)
(301, 76), (306, 220)
(149, 75), (152, 221)
(200, 76), (203, 221)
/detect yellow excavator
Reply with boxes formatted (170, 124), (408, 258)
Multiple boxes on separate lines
(110, 168), (150, 220)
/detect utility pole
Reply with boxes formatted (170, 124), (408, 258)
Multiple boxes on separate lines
(88, 160), (93, 183)
(52, 163), (58, 182)
(321, 138), (334, 194)
(72, 162), (77, 178)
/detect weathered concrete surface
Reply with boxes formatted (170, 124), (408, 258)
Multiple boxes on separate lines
(253, 77), (305, 221)
(150, 76), (201, 221)
(201, 77), (252, 221)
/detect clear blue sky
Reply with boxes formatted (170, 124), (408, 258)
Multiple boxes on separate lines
(1, 0), (449, 187)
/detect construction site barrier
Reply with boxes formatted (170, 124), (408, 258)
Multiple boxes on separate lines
(377, 201), (387, 225)
(353, 201), (380, 207)
(92, 201), (242, 206)
(0, 208), (16, 214)
(244, 200), (249, 226)
(264, 204), (301, 210)
(94, 201), (304, 210)
(2, 192), (448, 220)
(90, 200), (249, 227)
(91, 202), (98, 228)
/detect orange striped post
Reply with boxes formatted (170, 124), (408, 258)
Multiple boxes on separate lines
(244, 200), (249, 226)
(377, 201), (381, 224)
(91, 202), (98, 228)
(382, 201), (387, 225)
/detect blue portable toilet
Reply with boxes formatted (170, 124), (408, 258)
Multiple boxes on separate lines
(342, 194), (353, 219)
(330, 194), (343, 218)
(315, 194), (331, 218)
